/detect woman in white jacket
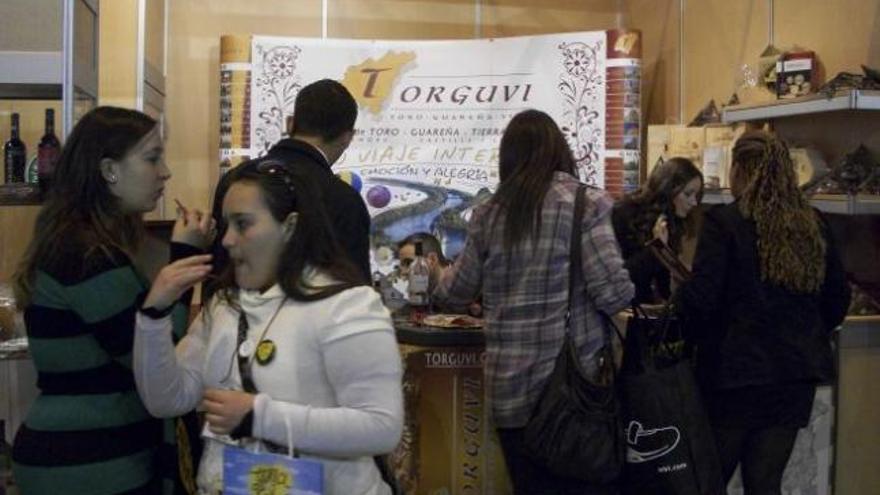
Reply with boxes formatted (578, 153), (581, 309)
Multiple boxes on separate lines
(133, 160), (403, 495)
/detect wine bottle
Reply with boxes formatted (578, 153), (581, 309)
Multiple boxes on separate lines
(407, 241), (431, 322)
(37, 109), (61, 193)
(4, 113), (26, 184)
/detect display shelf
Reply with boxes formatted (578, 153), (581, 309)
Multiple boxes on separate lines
(702, 190), (880, 215)
(0, 51), (63, 99)
(722, 89), (880, 123)
(0, 0), (99, 137)
(838, 316), (880, 349)
(0, 184), (41, 206)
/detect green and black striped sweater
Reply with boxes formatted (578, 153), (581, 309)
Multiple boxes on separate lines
(12, 240), (200, 495)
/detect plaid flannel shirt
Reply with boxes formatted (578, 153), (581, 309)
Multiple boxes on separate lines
(434, 172), (634, 428)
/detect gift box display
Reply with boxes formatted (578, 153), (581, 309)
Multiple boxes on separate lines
(776, 51), (819, 99)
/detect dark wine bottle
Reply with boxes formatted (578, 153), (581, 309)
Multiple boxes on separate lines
(4, 113), (27, 184)
(37, 109), (61, 193)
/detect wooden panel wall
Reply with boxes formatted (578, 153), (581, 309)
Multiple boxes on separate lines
(329, 0), (475, 39)
(145, 0), (166, 73)
(837, 345), (880, 495)
(0, 0), (63, 51)
(480, 0), (618, 37)
(0, 206), (40, 283)
(163, 0), (322, 215)
(98, 0), (139, 109)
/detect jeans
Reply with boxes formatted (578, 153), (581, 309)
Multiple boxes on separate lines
(713, 425), (799, 495)
(496, 427), (619, 495)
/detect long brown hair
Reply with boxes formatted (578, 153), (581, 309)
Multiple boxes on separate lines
(206, 161), (365, 308)
(624, 157), (703, 253)
(14, 107), (157, 307)
(491, 109), (577, 251)
(732, 130), (826, 293)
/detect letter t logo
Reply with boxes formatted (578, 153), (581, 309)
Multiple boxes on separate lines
(361, 68), (391, 98)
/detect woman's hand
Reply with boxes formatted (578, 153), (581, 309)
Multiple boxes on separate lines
(142, 254), (212, 312)
(202, 388), (255, 435)
(652, 214), (669, 245)
(171, 199), (215, 249)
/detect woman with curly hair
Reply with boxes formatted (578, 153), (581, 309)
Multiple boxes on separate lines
(676, 130), (851, 495)
(612, 157), (703, 303)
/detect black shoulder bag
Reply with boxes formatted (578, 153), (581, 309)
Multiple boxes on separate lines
(522, 184), (625, 484)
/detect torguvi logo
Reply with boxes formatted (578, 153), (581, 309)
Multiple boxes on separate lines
(343, 51), (417, 114)
(342, 50), (535, 114)
(625, 420), (681, 463)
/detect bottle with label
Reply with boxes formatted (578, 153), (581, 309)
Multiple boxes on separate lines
(407, 241), (431, 322)
(4, 113), (27, 184)
(24, 156), (38, 185)
(37, 109), (61, 194)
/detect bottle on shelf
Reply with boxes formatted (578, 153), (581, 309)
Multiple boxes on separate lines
(24, 157), (38, 185)
(407, 241), (431, 323)
(37, 109), (61, 194)
(4, 113), (27, 184)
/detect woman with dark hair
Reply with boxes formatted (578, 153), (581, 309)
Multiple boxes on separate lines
(434, 109), (634, 494)
(612, 157), (703, 303)
(12, 106), (212, 494)
(133, 161), (403, 495)
(676, 131), (850, 494)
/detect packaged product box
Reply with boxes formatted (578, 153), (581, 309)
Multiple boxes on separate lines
(648, 124), (742, 189)
(704, 125), (744, 189)
(776, 51), (818, 99)
(647, 124), (675, 177)
(668, 127), (706, 167)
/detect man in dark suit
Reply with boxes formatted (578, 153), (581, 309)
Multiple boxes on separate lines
(210, 79), (371, 281)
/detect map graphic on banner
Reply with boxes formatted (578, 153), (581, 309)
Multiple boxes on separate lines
(245, 32), (640, 264)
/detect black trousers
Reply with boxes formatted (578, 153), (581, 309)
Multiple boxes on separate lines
(713, 425), (800, 495)
(496, 427), (619, 495)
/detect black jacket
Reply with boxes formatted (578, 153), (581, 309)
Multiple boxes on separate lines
(612, 199), (671, 304)
(676, 203), (851, 391)
(211, 139), (372, 281)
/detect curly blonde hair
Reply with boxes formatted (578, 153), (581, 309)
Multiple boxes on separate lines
(732, 130), (826, 293)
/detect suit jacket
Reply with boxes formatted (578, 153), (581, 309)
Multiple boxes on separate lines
(676, 202), (850, 391)
(211, 139), (371, 281)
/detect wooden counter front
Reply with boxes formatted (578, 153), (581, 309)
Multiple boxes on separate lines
(391, 318), (511, 495)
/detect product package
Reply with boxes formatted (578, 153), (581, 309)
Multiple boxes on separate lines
(777, 51), (819, 99)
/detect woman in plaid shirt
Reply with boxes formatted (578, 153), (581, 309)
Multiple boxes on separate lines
(434, 110), (634, 494)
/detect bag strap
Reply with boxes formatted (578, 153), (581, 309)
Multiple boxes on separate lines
(236, 311), (259, 394)
(568, 184), (610, 343)
(565, 184), (587, 339)
(567, 185), (618, 373)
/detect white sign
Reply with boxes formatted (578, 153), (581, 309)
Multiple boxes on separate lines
(250, 33), (610, 260)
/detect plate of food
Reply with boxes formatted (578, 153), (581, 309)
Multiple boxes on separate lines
(421, 314), (484, 329)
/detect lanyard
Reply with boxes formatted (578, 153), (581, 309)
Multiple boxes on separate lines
(235, 298), (286, 393)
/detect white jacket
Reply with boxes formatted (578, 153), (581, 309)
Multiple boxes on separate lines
(133, 283), (403, 495)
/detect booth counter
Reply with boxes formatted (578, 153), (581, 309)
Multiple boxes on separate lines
(390, 317), (512, 495)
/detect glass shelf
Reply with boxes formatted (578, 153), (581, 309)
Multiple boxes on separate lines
(722, 89), (880, 123)
(702, 190), (880, 215)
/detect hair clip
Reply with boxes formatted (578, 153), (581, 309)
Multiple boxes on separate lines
(256, 160), (297, 196)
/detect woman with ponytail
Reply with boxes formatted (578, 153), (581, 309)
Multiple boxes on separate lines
(675, 130), (850, 494)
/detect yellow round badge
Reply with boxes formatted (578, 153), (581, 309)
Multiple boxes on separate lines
(255, 340), (276, 365)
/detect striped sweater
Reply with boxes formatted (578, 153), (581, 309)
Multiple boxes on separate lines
(12, 240), (199, 495)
